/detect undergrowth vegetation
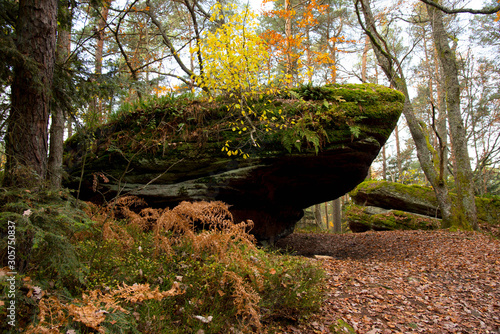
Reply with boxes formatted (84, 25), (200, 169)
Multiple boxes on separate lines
(0, 190), (324, 333)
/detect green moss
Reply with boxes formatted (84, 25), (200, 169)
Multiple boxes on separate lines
(345, 204), (440, 232)
(475, 196), (500, 225)
(352, 180), (500, 228)
(64, 84), (404, 184)
(351, 180), (439, 207)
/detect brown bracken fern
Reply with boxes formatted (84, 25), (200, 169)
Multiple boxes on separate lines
(28, 199), (268, 332)
(25, 282), (182, 333)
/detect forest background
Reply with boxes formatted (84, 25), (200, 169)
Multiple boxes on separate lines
(0, 0), (500, 332)
(0, 0), (499, 227)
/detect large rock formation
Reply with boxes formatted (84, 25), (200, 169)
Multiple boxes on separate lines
(349, 181), (500, 235)
(350, 181), (442, 218)
(64, 84), (404, 242)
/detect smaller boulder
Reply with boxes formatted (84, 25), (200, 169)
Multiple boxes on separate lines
(350, 181), (441, 218)
(350, 181), (500, 231)
(346, 204), (441, 233)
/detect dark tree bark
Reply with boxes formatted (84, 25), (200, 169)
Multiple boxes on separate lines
(419, 0), (500, 15)
(4, 0), (58, 187)
(48, 0), (72, 188)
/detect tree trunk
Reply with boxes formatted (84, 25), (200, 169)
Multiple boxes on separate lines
(333, 198), (342, 233)
(356, 0), (454, 226)
(314, 204), (322, 229)
(4, 0), (58, 187)
(95, 2), (109, 79)
(423, 23), (449, 184)
(284, 0), (293, 81)
(394, 124), (401, 180)
(434, 49), (449, 182)
(324, 201), (329, 229)
(361, 35), (370, 82)
(93, 0), (111, 122)
(48, 0), (72, 189)
(382, 144), (387, 181)
(66, 117), (73, 137)
(426, 2), (478, 230)
(305, 26), (312, 83)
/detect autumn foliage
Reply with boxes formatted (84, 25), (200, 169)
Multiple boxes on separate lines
(260, 0), (354, 84)
(3, 195), (323, 333)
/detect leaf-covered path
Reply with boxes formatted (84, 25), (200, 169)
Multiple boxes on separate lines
(274, 230), (500, 333)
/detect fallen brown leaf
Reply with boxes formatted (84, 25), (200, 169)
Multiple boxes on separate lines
(272, 230), (500, 333)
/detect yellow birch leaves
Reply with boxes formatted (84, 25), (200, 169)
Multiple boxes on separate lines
(191, 4), (282, 159)
(191, 3), (270, 97)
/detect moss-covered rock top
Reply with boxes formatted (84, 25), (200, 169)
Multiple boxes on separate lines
(63, 84), (404, 242)
(65, 83), (404, 164)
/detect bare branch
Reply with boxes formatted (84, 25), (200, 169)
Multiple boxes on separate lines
(145, 0), (196, 80)
(418, 0), (500, 15)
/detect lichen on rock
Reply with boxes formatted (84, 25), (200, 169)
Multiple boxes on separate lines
(345, 204), (441, 233)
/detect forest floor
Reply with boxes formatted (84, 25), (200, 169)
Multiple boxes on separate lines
(272, 230), (500, 334)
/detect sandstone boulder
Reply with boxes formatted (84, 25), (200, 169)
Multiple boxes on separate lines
(350, 181), (441, 218)
(349, 181), (500, 235)
(64, 84), (404, 242)
(346, 204), (441, 233)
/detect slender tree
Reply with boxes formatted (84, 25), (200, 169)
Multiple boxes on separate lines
(314, 204), (323, 228)
(92, 0), (112, 120)
(332, 198), (342, 233)
(48, 0), (72, 188)
(426, 1), (478, 230)
(355, 0), (454, 226)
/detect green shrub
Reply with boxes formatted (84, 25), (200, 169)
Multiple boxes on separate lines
(73, 200), (325, 333)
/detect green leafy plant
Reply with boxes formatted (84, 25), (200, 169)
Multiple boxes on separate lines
(330, 319), (357, 333)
